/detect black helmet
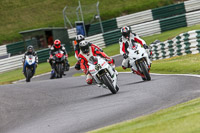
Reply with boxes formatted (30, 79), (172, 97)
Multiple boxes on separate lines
(27, 45), (34, 53)
(75, 34), (85, 43)
(79, 40), (89, 54)
(121, 26), (131, 39)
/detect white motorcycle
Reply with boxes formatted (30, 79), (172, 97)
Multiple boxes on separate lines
(88, 56), (119, 94)
(24, 55), (37, 82)
(128, 43), (151, 81)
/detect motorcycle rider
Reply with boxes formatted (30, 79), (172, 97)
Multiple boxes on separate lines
(78, 40), (115, 84)
(74, 34), (103, 70)
(22, 45), (38, 75)
(49, 39), (69, 79)
(119, 26), (151, 70)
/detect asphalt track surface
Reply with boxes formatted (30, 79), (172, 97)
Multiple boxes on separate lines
(0, 55), (200, 133)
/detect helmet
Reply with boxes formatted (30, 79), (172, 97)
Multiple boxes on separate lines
(79, 40), (89, 54)
(75, 34), (85, 43)
(121, 26), (131, 39)
(27, 45), (34, 53)
(54, 39), (61, 48)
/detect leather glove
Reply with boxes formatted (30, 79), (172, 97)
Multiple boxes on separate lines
(123, 53), (128, 59)
(143, 44), (149, 49)
(99, 49), (103, 52)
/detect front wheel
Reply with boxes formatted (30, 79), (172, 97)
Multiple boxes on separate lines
(56, 63), (63, 78)
(101, 74), (117, 94)
(140, 62), (151, 81)
(26, 68), (32, 82)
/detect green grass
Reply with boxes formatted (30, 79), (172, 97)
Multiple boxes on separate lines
(0, 0), (182, 45)
(89, 97), (200, 133)
(151, 54), (200, 74)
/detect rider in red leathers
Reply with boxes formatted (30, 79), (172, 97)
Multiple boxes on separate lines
(73, 35), (103, 70)
(49, 39), (69, 79)
(78, 40), (114, 84)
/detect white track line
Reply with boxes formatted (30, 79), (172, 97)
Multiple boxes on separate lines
(119, 72), (200, 78)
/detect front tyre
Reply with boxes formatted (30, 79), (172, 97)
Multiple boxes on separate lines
(140, 62), (151, 81)
(56, 64), (63, 78)
(141, 77), (147, 81)
(26, 68), (32, 82)
(101, 74), (117, 94)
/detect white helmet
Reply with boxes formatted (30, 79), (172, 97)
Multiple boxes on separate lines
(75, 34), (85, 43)
(79, 40), (89, 54)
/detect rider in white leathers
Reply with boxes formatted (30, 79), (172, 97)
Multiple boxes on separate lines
(119, 26), (151, 69)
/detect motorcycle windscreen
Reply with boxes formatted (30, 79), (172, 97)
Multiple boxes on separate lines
(89, 56), (98, 65)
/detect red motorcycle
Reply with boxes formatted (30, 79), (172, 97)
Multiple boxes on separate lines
(52, 50), (65, 78)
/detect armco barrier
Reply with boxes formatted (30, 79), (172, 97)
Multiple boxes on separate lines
(0, 54), (23, 73)
(103, 29), (121, 46)
(6, 39), (36, 56)
(0, 45), (7, 56)
(68, 28), (76, 39)
(116, 10), (153, 28)
(85, 34), (105, 48)
(186, 10), (200, 26)
(37, 48), (50, 63)
(184, 0), (200, 12)
(6, 41), (25, 56)
(152, 3), (186, 20)
(160, 14), (187, 32)
(88, 18), (118, 36)
(131, 20), (161, 37)
(150, 30), (200, 60)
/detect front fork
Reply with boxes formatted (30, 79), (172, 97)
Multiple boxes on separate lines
(132, 59), (150, 74)
(23, 63), (36, 76)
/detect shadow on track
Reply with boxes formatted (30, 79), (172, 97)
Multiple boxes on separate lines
(89, 91), (127, 100)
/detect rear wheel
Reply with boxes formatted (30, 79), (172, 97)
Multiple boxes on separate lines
(140, 62), (151, 81)
(26, 68), (32, 82)
(101, 74), (117, 94)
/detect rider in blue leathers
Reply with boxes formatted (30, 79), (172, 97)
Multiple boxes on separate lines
(22, 45), (38, 75)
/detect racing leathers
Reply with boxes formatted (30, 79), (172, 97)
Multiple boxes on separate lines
(74, 40), (103, 70)
(49, 45), (69, 70)
(22, 51), (38, 75)
(78, 46), (114, 84)
(119, 32), (150, 69)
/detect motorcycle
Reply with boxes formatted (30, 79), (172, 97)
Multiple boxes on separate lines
(88, 56), (119, 94)
(128, 43), (151, 81)
(24, 55), (36, 82)
(51, 50), (66, 78)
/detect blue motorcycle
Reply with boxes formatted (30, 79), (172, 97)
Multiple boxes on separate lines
(24, 55), (36, 82)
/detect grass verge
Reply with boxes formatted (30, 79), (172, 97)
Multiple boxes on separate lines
(88, 97), (200, 133)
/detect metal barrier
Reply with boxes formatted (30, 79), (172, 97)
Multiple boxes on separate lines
(151, 30), (200, 60)
(131, 20), (161, 37)
(0, 54), (23, 73)
(0, 45), (7, 56)
(184, 0), (200, 12)
(116, 10), (153, 28)
(85, 33), (105, 48)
